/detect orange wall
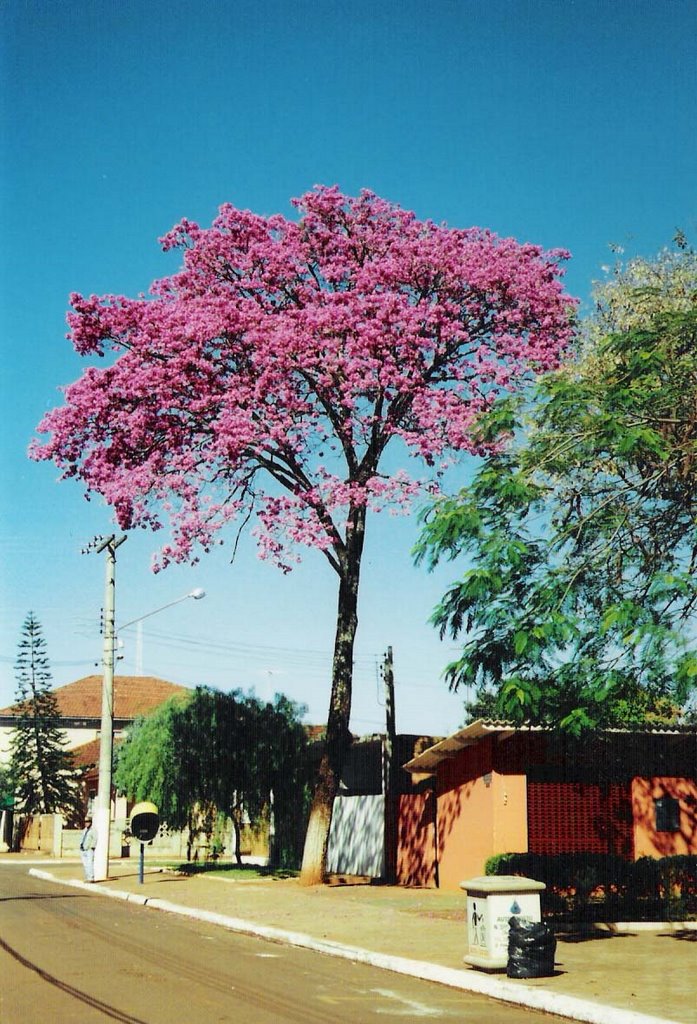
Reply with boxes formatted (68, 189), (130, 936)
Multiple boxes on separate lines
(437, 772), (494, 889)
(632, 776), (697, 858)
(435, 736), (528, 890)
(397, 790), (436, 887)
(492, 769), (528, 858)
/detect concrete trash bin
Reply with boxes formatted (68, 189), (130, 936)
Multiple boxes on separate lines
(460, 875), (546, 971)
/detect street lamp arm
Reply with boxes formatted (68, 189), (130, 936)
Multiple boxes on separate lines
(117, 588), (206, 631)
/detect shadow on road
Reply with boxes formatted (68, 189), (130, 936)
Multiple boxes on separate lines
(555, 927), (635, 943)
(657, 929), (697, 941)
(0, 935), (150, 1023)
(0, 892), (91, 903)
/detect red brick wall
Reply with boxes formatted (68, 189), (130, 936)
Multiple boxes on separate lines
(528, 781), (634, 858)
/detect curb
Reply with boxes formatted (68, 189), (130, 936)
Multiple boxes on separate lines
(28, 869), (682, 1024)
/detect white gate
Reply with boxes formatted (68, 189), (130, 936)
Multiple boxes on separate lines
(326, 794), (385, 877)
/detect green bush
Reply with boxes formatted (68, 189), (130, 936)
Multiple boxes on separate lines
(633, 855), (697, 898)
(484, 852), (631, 893)
(484, 852), (697, 920)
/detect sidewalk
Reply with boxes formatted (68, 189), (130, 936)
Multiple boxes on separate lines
(16, 857), (697, 1024)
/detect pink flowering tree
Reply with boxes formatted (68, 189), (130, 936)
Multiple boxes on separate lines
(32, 187), (575, 883)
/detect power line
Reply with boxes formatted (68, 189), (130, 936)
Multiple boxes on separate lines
(0, 655), (95, 667)
(117, 624), (380, 666)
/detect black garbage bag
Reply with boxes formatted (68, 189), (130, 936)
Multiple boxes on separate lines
(507, 916), (556, 979)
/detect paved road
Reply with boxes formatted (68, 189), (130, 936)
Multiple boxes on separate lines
(0, 866), (567, 1023)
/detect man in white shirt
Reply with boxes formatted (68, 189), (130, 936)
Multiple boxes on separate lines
(79, 816), (97, 882)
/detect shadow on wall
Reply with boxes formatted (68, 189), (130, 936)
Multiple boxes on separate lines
(326, 794), (385, 877)
(397, 779), (470, 888)
(437, 778), (470, 849)
(528, 780), (634, 857)
(594, 785), (634, 858)
(632, 777), (697, 858)
(398, 786), (436, 887)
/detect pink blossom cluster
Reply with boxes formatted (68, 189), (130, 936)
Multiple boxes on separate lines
(32, 186), (576, 569)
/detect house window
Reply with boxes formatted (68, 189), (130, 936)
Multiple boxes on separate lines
(655, 794), (680, 832)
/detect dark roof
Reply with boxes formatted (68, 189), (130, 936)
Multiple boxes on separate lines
(403, 719), (697, 774)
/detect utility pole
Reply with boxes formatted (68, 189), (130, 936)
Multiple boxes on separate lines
(85, 534), (126, 882)
(382, 646), (397, 884)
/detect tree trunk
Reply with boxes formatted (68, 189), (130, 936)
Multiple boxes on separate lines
(186, 812), (194, 862)
(232, 806), (243, 866)
(299, 509), (365, 885)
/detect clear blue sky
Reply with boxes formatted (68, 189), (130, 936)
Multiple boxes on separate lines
(1, 0), (695, 735)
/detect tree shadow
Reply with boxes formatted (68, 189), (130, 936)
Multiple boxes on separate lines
(397, 782), (438, 887)
(632, 776), (697, 859)
(0, 892), (91, 903)
(1, 933), (149, 1023)
(657, 929), (697, 941)
(555, 926), (635, 943)
(110, 872), (194, 885)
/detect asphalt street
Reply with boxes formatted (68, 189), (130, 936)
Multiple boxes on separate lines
(0, 866), (568, 1023)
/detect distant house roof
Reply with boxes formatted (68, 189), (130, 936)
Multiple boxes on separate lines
(0, 675), (191, 722)
(402, 719), (697, 775)
(69, 737), (103, 768)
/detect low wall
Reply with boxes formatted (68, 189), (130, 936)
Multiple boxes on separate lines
(17, 814), (63, 856)
(18, 811), (271, 864)
(60, 818), (270, 864)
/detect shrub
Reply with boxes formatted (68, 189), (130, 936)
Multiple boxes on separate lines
(485, 852), (697, 919)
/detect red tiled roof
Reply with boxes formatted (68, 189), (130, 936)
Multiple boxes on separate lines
(70, 735), (127, 768)
(69, 738), (101, 768)
(0, 675), (191, 720)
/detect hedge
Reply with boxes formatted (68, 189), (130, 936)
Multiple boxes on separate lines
(484, 852), (697, 919)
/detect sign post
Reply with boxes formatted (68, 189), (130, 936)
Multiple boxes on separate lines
(129, 802), (160, 885)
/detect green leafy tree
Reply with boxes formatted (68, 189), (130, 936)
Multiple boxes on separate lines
(257, 694), (314, 868)
(416, 241), (697, 732)
(9, 613), (81, 821)
(0, 764), (14, 809)
(176, 687), (258, 863)
(114, 687), (309, 864)
(0, 764), (13, 850)
(113, 694), (193, 831)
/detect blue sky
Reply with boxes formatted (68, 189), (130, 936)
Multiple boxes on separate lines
(1, 0), (695, 735)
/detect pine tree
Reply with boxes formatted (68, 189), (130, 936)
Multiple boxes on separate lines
(10, 613), (80, 820)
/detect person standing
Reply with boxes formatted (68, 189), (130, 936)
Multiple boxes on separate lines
(79, 816), (97, 882)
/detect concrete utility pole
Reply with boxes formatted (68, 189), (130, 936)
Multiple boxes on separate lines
(91, 534), (126, 883)
(382, 646), (397, 884)
(83, 531), (204, 882)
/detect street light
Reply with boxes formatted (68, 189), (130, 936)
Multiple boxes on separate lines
(118, 589), (207, 677)
(117, 588), (206, 631)
(92, 583), (206, 883)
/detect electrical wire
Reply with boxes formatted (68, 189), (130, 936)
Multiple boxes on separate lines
(118, 624), (380, 666)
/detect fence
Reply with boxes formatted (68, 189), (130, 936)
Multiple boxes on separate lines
(327, 794), (385, 877)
